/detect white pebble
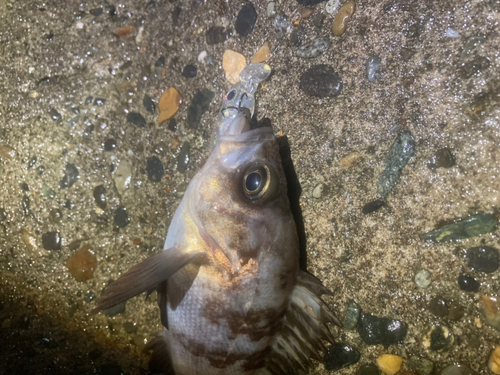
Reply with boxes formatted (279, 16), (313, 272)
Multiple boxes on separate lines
(312, 184), (324, 199)
(415, 269), (432, 289)
(267, 2), (276, 18)
(197, 51), (207, 63)
(445, 28), (460, 38)
(325, 0), (340, 14)
(76, 22), (84, 29)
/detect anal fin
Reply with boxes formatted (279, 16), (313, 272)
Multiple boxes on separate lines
(144, 330), (175, 375)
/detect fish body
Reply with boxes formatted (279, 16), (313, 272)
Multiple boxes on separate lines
(95, 64), (339, 374)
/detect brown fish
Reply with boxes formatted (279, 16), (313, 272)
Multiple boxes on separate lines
(94, 64), (340, 374)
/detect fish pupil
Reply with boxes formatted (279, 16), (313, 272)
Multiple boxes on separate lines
(245, 172), (261, 192)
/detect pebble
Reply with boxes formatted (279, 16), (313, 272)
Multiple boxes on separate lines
(366, 55), (381, 82)
(177, 142), (190, 173)
(376, 354), (402, 375)
(357, 313), (408, 347)
(113, 160), (132, 195)
(377, 130), (415, 198)
(467, 246), (499, 273)
(187, 89), (215, 129)
(127, 112), (146, 128)
(290, 27), (304, 46)
(299, 64), (342, 98)
(423, 214), (498, 242)
(206, 26), (227, 45)
(458, 274), (480, 292)
(480, 295), (500, 330)
(147, 156), (164, 182)
(93, 185), (107, 209)
(422, 324), (454, 351)
(66, 244), (97, 282)
(296, 37), (330, 58)
(313, 13), (326, 28)
(104, 138), (117, 151)
(427, 148), (455, 169)
(345, 300), (361, 330)
(267, 2), (276, 18)
(68, 116), (78, 127)
(447, 301), (465, 321)
(356, 364), (380, 375)
(272, 13), (289, 35)
(168, 118), (178, 132)
(301, 7), (315, 18)
(332, 1), (356, 36)
(182, 64), (197, 78)
(143, 95), (155, 114)
(429, 295), (448, 317)
(60, 163), (79, 189)
(42, 231), (62, 250)
(325, 0), (340, 14)
(408, 357), (434, 375)
(489, 346), (500, 374)
(324, 343), (361, 371)
(251, 42), (270, 63)
(158, 87), (183, 124)
(312, 184), (324, 199)
(197, 51), (207, 63)
(28, 156), (37, 169)
(42, 184), (56, 199)
(445, 28), (461, 38)
(49, 208), (63, 224)
(94, 98), (105, 106)
(442, 365), (476, 375)
(155, 56), (165, 67)
(83, 124), (94, 139)
(235, 2), (257, 37)
(222, 50), (247, 84)
(362, 200), (385, 214)
(123, 322), (138, 334)
(85, 96), (93, 105)
(415, 269), (432, 289)
(114, 207), (130, 228)
(49, 108), (62, 122)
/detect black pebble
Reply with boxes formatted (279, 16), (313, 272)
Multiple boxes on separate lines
(59, 163), (79, 189)
(49, 108), (62, 122)
(235, 3), (257, 37)
(458, 274), (480, 292)
(187, 89), (215, 129)
(94, 98), (106, 106)
(91, 7), (103, 17)
(182, 64), (197, 78)
(296, 0), (328, 5)
(107, 5), (116, 16)
(427, 148), (455, 169)
(143, 95), (156, 114)
(362, 200), (385, 214)
(429, 296), (448, 317)
(324, 343), (361, 371)
(357, 313), (408, 347)
(104, 138), (117, 151)
(147, 156), (164, 182)
(168, 118), (178, 132)
(155, 56), (165, 67)
(300, 65), (343, 98)
(93, 185), (107, 209)
(466, 246), (499, 273)
(114, 207), (129, 228)
(85, 96), (93, 105)
(39, 336), (59, 349)
(22, 183), (29, 191)
(42, 231), (62, 250)
(28, 156), (37, 169)
(356, 364), (381, 375)
(65, 200), (73, 209)
(206, 26), (227, 45)
(430, 326), (453, 351)
(177, 142), (190, 173)
(127, 112), (146, 128)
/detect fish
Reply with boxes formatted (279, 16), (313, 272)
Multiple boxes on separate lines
(93, 63), (340, 374)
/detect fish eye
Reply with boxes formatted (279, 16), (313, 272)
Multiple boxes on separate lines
(242, 165), (279, 203)
(226, 90), (236, 101)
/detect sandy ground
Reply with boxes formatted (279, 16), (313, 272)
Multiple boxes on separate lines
(0, 0), (499, 374)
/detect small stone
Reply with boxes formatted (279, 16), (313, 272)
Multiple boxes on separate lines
(290, 27), (304, 46)
(155, 56), (165, 67)
(489, 346), (500, 374)
(332, 1), (356, 36)
(458, 274), (480, 292)
(132, 334), (147, 349)
(466, 246), (499, 273)
(362, 200), (385, 214)
(42, 184), (56, 199)
(340, 152), (362, 168)
(49, 108), (62, 122)
(267, 2), (276, 18)
(197, 51), (207, 63)
(415, 269), (432, 289)
(21, 182), (29, 191)
(312, 184), (324, 199)
(187, 89), (215, 129)
(325, 0), (340, 14)
(358, 313), (408, 347)
(447, 301), (465, 321)
(357, 364), (380, 375)
(182, 64), (197, 78)
(104, 138), (117, 151)
(92, 7), (103, 16)
(85, 96), (93, 105)
(66, 244), (97, 282)
(480, 295), (500, 331)
(147, 156), (164, 182)
(272, 13), (289, 35)
(300, 64), (342, 98)
(423, 214), (498, 242)
(28, 156), (37, 169)
(177, 142), (190, 173)
(68, 116), (79, 127)
(158, 87), (183, 124)
(49, 209), (63, 224)
(441, 365), (476, 375)
(113, 160), (132, 196)
(324, 343), (361, 371)
(127, 112), (146, 128)
(251, 42), (270, 63)
(376, 354), (402, 375)
(82, 124), (94, 139)
(301, 6), (315, 18)
(168, 118), (177, 132)
(93, 185), (107, 209)
(366, 55), (381, 82)
(345, 300), (361, 330)
(42, 231), (62, 251)
(94, 98), (106, 106)
(222, 50), (247, 84)
(408, 357), (434, 375)
(445, 28), (461, 38)
(60, 163), (79, 189)
(143, 95), (155, 114)
(429, 296), (448, 317)
(114, 207), (130, 228)
(427, 148), (455, 169)
(313, 13), (326, 28)
(422, 324), (454, 351)
(235, 2), (257, 37)
(297, 37), (330, 58)
(206, 26), (227, 45)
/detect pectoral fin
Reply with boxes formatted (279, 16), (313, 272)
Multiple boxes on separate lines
(92, 248), (204, 313)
